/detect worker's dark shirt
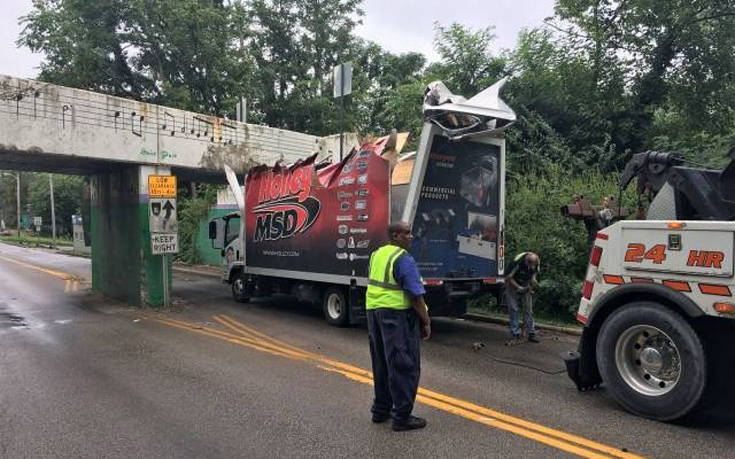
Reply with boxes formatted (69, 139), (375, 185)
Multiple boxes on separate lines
(393, 254), (426, 298)
(506, 253), (539, 287)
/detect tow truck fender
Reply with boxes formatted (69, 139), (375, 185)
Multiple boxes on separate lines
(566, 283), (704, 391)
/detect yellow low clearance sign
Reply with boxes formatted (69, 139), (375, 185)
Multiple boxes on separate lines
(148, 175), (177, 198)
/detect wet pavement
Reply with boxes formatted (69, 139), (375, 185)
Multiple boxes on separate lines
(1, 241), (734, 458)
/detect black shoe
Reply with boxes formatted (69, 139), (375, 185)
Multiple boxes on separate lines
(528, 335), (540, 343)
(372, 413), (390, 423)
(392, 415), (427, 431)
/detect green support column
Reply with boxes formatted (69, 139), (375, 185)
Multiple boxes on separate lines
(90, 165), (172, 306)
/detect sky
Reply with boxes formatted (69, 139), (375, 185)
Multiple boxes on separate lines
(1, 0), (556, 79)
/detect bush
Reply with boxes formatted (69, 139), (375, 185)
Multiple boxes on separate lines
(176, 185), (217, 264)
(504, 164), (638, 321)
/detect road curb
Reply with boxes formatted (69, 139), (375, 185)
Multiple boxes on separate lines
(172, 265), (222, 279)
(463, 313), (582, 336)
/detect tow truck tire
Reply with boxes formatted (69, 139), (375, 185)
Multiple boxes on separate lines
(323, 287), (349, 327)
(231, 271), (250, 303)
(596, 301), (706, 421)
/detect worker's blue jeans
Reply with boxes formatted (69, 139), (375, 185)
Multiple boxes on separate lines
(367, 308), (421, 422)
(506, 287), (535, 338)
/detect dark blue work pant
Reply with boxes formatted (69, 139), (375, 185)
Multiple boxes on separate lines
(367, 308), (421, 422)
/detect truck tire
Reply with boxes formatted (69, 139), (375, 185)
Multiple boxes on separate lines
(323, 287), (349, 327)
(596, 301), (706, 421)
(231, 271), (250, 303)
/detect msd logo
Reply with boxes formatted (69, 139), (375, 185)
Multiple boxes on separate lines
(252, 163), (321, 242)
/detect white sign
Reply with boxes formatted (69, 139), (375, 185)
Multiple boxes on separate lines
(34, 216), (42, 226)
(333, 63), (352, 98)
(149, 198), (178, 233)
(151, 233), (179, 255)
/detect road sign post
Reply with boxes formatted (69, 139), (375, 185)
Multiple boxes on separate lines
(33, 216), (42, 247)
(148, 175), (178, 307)
(333, 63), (352, 161)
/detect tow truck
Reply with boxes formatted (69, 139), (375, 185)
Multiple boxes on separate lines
(565, 150), (735, 420)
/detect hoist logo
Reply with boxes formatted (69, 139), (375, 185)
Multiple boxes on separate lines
(253, 165), (321, 242)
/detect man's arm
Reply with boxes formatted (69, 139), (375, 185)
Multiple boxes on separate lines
(507, 275), (526, 293)
(412, 295), (431, 339)
(394, 255), (431, 339)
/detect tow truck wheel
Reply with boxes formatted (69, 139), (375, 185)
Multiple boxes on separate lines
(596, 302), (706, 421)
(323, 287), (349, 327)
(231, 271), (250, 303)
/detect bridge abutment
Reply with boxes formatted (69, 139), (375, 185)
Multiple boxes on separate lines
(90, 165), (172, 306)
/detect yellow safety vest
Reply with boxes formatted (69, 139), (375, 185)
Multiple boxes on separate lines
(366, 244), (411, 310)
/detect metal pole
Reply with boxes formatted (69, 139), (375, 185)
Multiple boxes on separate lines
(339, 65), (345, 161)
(49, 174), (56, 247)
(162, 254), (169, 308)
(15, 173), (20, 239)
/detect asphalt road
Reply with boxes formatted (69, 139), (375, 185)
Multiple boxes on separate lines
(1, 242), (734, 458)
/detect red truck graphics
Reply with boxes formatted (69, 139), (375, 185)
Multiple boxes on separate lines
(624, 243), (667, 264)
(687, 250), (724, 268)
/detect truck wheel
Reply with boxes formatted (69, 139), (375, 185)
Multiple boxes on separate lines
(231, 271), (250, 303)
(596, 301), (706, 421)
(323, 287), (349, 326)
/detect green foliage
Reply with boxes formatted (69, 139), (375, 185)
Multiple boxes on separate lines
(176, 185), (218, 264)
(504, 165), (638, 319)
(20, 0), (252, 114)
(28, 174), (85, 237)
(430, 23), (505, 97)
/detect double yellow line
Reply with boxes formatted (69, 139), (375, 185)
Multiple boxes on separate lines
(0, 254), (83, 294)
(153, 314), (641, 459)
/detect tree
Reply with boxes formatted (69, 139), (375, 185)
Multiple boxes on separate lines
(19, 0), (250, 114)
(551, 0), (735, 155)
(430, 23), (506, 97)
(246, 0), (364, 134)
(28, 174), (85, 237)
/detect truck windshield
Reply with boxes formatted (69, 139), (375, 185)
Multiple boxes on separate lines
(225, 216), (240, 246)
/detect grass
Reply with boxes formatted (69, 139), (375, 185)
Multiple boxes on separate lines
(0, 234), (74, 247)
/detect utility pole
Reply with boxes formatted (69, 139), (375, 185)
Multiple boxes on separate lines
(16, 173), (20, 238)
(49, 174), (56, 247)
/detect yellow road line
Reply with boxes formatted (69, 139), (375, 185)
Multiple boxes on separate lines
(218, 314), (639, 459)
(319, 365), (612, 459)
(216, 315), (320, 358)
(153, 317), (306, 361)
(153, 316), (310, 361)
(155, 314), (640, 459)
(0, 254), (73, 279)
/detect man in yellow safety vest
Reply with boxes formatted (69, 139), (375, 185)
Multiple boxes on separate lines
(366, 221), (431, 431)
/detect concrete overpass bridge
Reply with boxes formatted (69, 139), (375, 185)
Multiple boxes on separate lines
(0, 74), (353, 306)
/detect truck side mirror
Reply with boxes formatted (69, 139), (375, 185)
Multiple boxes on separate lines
(208, 221), (217, 240)
(210, 219), (225, 249)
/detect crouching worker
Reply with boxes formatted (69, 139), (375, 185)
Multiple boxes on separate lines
(366, 221), (431, 431)
(505, 251), (540, 344)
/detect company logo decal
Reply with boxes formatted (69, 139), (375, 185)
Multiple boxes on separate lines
(252, 164), (320, 242)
